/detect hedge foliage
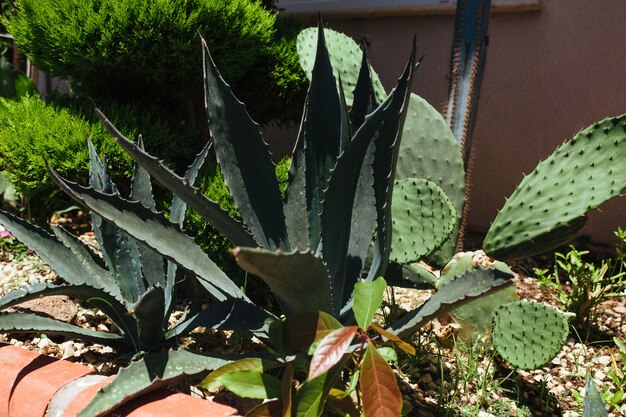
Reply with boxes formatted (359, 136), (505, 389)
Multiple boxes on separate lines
(4, 0), (274, 100)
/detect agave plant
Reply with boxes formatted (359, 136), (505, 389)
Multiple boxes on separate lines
(0, 136), (271, 353)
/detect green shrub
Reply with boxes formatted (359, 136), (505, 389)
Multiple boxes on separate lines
(0, 95), (133, 217)
(49, 94), (206, 171)
(4, 0), (275, 102)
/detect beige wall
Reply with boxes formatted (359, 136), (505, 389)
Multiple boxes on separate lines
(285, 0), (626, 245)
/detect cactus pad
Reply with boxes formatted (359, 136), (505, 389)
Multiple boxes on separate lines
(396, 94), (465, 266)
(390, 178), (457, 264)
(492, 301), (569, 370)
(297, 27), (386, 106)
(484, 114), (626, 260)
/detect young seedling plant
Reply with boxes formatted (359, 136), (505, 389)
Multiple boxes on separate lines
(202, 277), (415, 417)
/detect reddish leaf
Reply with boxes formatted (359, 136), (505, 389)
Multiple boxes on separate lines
(246, 400), (283, 417)
(370, 323), (416, 356)
(281, 363), (294, 417)
(359, 342), (402, 417)
(283, 311), (343, 352)
(308, 326), (358, 381)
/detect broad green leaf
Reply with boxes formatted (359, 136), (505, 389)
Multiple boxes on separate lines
(220, 370), (282, 399)
(295, 373), (328, 417)
(353, 277), (386, 329)
(199, 357), (278, 391)
(78, 349), (232, 417)
(360, 342), (402, 417)
(202, 36), (289, 252)
(283, 311), (342, 352)
(308, 326), (358, 381)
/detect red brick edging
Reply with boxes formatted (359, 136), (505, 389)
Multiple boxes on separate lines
(0, 343), (238, 417)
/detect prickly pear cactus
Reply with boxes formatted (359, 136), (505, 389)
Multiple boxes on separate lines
(484, 114), (626, 260)
(396, 94), (466, 267)
(390, 178), (457, 264)
(492, 300), (569, 370)
(297, 27), (387, 106)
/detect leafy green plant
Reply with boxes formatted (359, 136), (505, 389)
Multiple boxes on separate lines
(201, 277), (413, 417)
(0, 95), (133, 220)
(3, 0), (274, 103)
(535, 228), (626, 334)
(0, 228), (28, 261)
(0, 137), (273, 351)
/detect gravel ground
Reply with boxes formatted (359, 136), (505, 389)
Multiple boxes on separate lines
(1, 223), (624, 416)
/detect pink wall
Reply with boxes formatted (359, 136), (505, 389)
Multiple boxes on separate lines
(301, 0), (626, 244)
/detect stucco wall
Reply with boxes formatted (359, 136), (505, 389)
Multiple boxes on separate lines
(289, 0), (626, 245)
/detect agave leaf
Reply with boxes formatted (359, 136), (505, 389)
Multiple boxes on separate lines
(78, 349), (232, 417)
(0, 312), (127, 348)
(387, 267), (514, 339)
(337, 75), (353, 149)
(165, 299), (275, 340)
(359, 342), (402, 417)
(383, 261), (439, 290)
(51, 225), (108, 275)
(349, 46), (379, 131)
(89, 139), (145, 302)
(131, 286), (165, 349)
(201, 36), (288, 252)
(285, 22), (343, 253)
(0, 209), (119, 294)
(282, 115), (310, 250)
(232, 247), (334, 315)
(165, 141), (213, 317)
(0, 282), (138, 344)
(201, 38), (289, 250)
(322, 43), (417, 307)
(130, 135), (166, 288)
(583, 375), (608, 417)
(47, 166), (246, 302)
(95, 109), (256, 248)
(366, 45), (418, 284)
(170, 140), (212, 229)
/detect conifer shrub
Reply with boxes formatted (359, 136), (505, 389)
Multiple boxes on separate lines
(3, 0), (276, 104)
(0, 96), (133, 216)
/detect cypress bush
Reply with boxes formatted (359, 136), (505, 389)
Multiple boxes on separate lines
(3, 0), (276, 104)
